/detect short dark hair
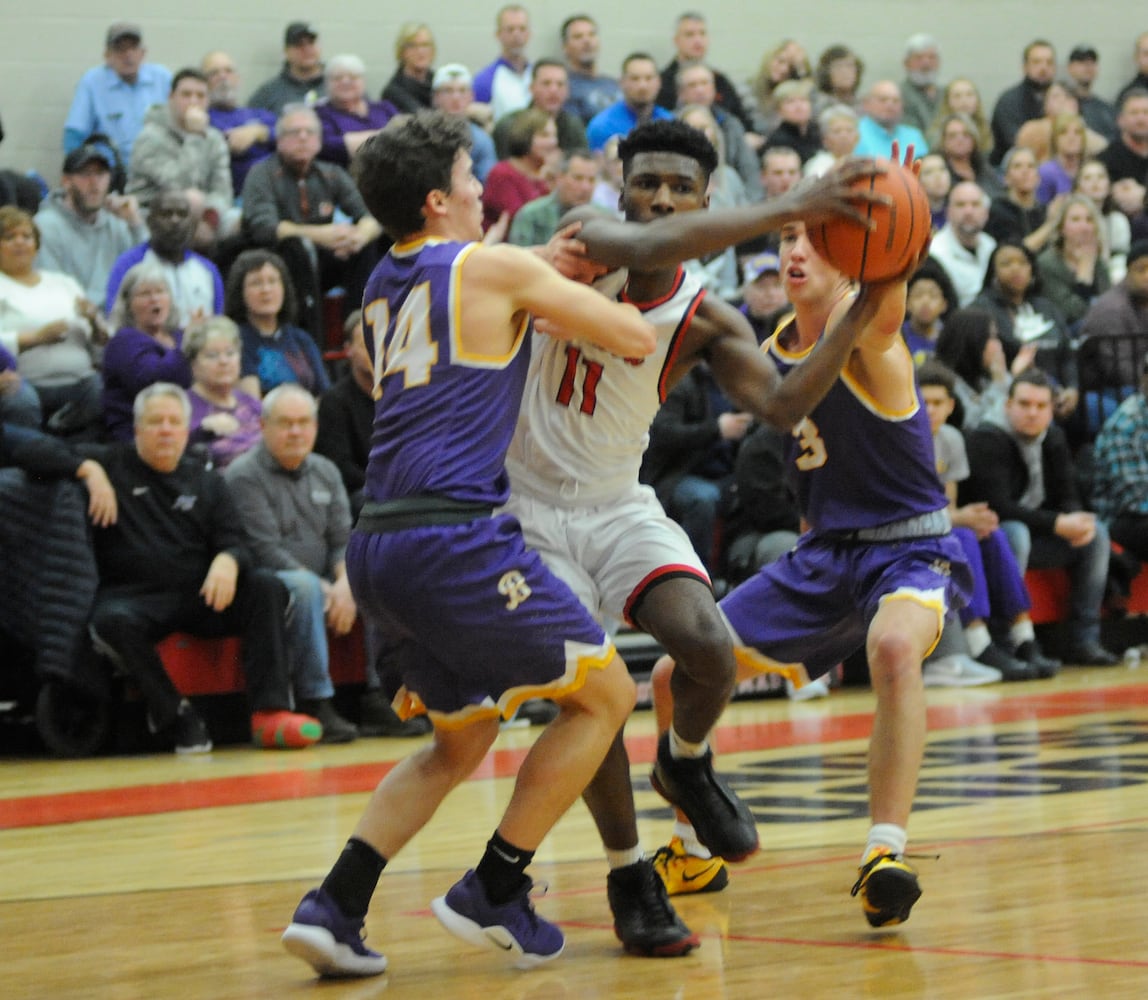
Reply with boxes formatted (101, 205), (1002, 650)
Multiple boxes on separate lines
(171, 68), (208, 93)
(560, 14), (595, 42)
(353, 110), (471, 240)
(1120, 87), (1148, 113)
(622, 52), (657, 75)
(1009, 367), (1054, 398)
(224, 249), (298, 327)
(916, 358), (956, 395)
(619, 119), (718, 184)
(531, 58), (566, 81)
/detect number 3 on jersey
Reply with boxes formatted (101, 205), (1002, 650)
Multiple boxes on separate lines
(364, 283), (438, 395)
(556, 346), (604, 415)
(793, 416), (828, 470)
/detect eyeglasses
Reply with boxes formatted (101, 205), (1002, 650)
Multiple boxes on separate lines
(280, 127), (318, 137)
(200, 348), (239, 361)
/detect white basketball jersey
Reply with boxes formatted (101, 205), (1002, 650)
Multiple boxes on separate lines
(507, 267), (706, 507)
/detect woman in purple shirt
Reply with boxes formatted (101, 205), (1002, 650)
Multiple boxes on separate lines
(314, 55), (398, 167)
(184, 315), (262, 468)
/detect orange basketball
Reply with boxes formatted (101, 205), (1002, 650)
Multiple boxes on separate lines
(806, 159), (931, 282)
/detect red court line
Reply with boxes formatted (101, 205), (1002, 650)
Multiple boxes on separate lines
(4, 683), (1147, 830)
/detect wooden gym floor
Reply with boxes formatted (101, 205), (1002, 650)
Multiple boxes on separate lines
(3, 665), (1148, 999)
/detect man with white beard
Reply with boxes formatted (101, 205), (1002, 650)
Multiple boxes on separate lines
(899, 34), (942, 135)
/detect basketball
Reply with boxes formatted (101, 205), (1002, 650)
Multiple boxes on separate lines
(806, 159), (931, 282)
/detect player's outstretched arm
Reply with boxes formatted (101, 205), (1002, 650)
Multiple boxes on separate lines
(564, 160), (884, 273)
(468, 243), (656, 359)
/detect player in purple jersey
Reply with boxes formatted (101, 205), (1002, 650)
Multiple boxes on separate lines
(650, 208), (973, 930)
(282, 111), (658, 978)
(500, 120), (897, 945)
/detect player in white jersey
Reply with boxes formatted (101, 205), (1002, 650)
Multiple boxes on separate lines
(502, 120), (895, 953)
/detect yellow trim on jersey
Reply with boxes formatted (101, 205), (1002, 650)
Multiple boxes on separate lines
(391, 235), (452, 257)
(733, 645), (811, 688)
(448, 244), (530, 368)
(840, 338), (920, 421)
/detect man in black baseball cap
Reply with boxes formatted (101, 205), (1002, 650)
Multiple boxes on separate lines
(1067, 44), (1117, 140)
(248, 22), (326, 113)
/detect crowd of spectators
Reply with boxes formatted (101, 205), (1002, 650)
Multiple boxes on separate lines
(6, 10), (1148, 748)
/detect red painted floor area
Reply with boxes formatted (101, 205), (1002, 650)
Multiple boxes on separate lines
(4, 683), (1146, 830)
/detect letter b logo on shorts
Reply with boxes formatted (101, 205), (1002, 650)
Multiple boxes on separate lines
(498, 570), (533, 611)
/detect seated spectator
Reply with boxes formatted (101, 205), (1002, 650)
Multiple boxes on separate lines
(314, 55), (399, 168)
(560, 14), (621, 125)
(962, 369), (1120, 665)
(103, 263), (191, 440)
(106, 189), (224, 326)
(985, 147), (1058, 253)
(63, 22), (172, 168)
(1077, 239), (1148, 389)
(737, 250), (787, 343)
(919, 359), (1056, 683)
(639, 363), (749, 574)
(974, 240), (1077, 420)
(1092, 355), (1148, 561)
(1075, 159), (1132, 282)
(0, 422), (115, 698)
(918, 152), (953, 231)
(87, 382), (323, 752)
(586, 53), (674, 152)
(929, 181), (997, 308)
(184, 315), (261, 469)
(315, 310), (371, 515)
(899, 34), (942, 135)
(248, 22), (326, 114)
(853, 79), (926, 159)
(763, 80), (821, 164)
(1035, 112), (1089, 204)
(1036, 193), (1112, 328)
(1098, 89), (1148, 216)
(0, 341), (41, 428)
(493, 60), (588, 161)
(35, 146), (147, 311)
(224, 384), (358, 743)
(934, 112), (1003, 199)
(935, 306), (1027, 430)
(381, 23), (436, 114)
(590, 134), (624, 216)
(238, 105), (382, 341)
(202, 52), (277, 195)
(431, 64), (497, 183)
(901, 261), (956, 363)
(1014, 80), (1108, 164)
(482, 108), (557, 231)
(126, 68), (234, 249)
(226, 249), (329, 397)
(928, 77), (993, 152)
(989, 40), (1057, 166)
(803, 104), (859, 179)
(656, 12), (752, 130)
(674, 64), (761, 197)
(750, 39), (812, 136)
(812, 44), (864, 118)
(0, 207), (106, 435)
(507, 149), (599, 247)
(472, 5), (533, 122)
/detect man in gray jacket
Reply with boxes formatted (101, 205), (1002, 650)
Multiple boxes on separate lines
(36, 146), (148, 310)
(224, 383), (358, 742)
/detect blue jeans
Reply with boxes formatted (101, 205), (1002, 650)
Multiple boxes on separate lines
(668, 474), (724, 569)
(0, 378), (42, 428)
(1001, 519), (1110, 646)
(278, 569), (334, 701)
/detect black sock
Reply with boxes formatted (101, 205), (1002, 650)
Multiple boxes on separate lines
(320, 837), (387, 920)
(475, 831), (534, 906)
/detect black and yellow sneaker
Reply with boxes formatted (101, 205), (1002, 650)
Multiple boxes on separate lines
(850, 849), (922, 927)
(652, 837), (730, 896)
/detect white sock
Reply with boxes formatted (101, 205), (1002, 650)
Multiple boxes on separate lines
(669, 727), (708, 759)
(1010, 619), (1036, 646)
(606, 844), (645, 871)
(863, 823), (907, 863)
(965, 622), (991, 658)
(673, 821), (712, 859)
